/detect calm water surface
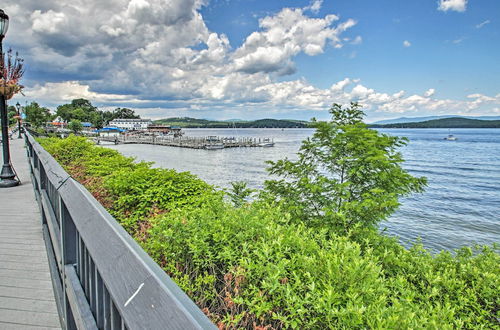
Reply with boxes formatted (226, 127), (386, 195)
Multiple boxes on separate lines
(106, 128), (500, 251)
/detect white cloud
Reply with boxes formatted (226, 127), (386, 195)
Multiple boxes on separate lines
(424, 89), (436, 97)
(232, 8), (355, 74)
(438, 0), (468, 12)
(403, 40), (411, 47)
(31, 10), (67, 34)
(306, 0), (323, 14)
(5, 0), (499, 121)
(476, 20), (490, 29)
(351, 36), (363, 45)
(25, 81), (134, 105)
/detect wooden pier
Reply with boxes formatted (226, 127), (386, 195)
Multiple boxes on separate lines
(94, 135), (275, 149)
(0, 138), (61, 329)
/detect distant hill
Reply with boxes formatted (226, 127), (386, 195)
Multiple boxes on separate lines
(154, 117), (309, 128)
(370, 117), (500, 128)
(372, 115), (500, 125)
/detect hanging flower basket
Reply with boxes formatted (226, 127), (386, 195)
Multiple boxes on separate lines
(0, 49), (25, 99)
(0, 83), (23, 100)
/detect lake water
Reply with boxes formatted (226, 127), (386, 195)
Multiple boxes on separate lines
(106, 128), (500, 252)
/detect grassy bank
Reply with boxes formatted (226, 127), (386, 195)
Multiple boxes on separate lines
(38, 135), (499, 329)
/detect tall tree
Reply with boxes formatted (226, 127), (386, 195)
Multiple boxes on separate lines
(24, 102), (53, 128)
(56, 99), (102, 127)
(264, 102), (427, 233)
(112, 107), (140, 119)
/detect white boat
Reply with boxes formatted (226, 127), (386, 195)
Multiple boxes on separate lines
(444, 129), (457, 140)
(258, 138), (275, 147)
(444, 134), (457, 141)
(205, 143), (224, 150)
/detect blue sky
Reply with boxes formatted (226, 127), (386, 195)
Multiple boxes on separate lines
(4, 0), (500, 121)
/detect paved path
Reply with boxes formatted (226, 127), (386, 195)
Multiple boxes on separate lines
(0, 137), (61, 329)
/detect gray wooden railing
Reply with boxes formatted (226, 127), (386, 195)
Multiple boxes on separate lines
(24, 132), (216, 330)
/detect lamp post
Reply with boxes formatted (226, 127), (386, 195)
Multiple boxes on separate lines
(0, 9), (19, 188)
(15, 101), (22, 138)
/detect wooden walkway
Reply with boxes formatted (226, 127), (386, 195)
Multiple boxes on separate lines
(95, 135), (275, 149)
(0, 138), (61, 329)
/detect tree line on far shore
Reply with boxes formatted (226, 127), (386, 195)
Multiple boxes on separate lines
(14, 98), (140, 130)
(369, 117), (500, 128)
(154, 117), (310, 128)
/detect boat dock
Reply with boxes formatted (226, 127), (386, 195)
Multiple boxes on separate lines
(94, 135), (274, 149)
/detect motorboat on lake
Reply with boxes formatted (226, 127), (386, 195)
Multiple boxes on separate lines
(204, 143), (224, 150)
(444, 129), (457, 141)
(444, 134), (457, 141)
(258, 138), (275, 147)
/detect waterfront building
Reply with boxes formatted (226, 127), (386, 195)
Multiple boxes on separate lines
(147, 125), (171, 134)
(109, 118), (152, 131)
(147, 125), (183, 136)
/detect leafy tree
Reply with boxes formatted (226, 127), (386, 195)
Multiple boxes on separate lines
(56, 98), (103, 128)
(100, 110), (115, 126)
(24, 102), (53, 128)
(113, 107), (139, 119)
(264, 102), (427, 233)
(55, 100), (141, 129)
(68, 120), (83, 134)
(70, 98), (97, 111)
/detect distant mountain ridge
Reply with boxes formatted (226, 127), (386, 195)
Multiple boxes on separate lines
(154, 117), (309, 128)
(372, 115), (500, 125)
(370, 117), (500, 128)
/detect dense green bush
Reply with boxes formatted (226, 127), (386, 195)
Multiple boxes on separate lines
(38, 135), (499, 329)
(38, 136), (214, 232)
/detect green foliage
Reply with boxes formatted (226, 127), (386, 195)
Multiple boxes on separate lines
(144, 200), (499, 329)
(55, 99), (140, 128)
(68, 120), (83, 134)
(227, 181), (254, 207)
(38, 126), (499, 329)
(112, 107), (140, 119)
(104, 166), (214, 231)
(24, 102), (53, 128)
(264, 102), (427, 232)
(56, 99), (102, 128)
(38, 135), (213, 232)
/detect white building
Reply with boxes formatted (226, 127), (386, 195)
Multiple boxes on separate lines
(109, 118), (152, 131)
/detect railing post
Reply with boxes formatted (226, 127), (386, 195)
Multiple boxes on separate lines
(61, 200), (78, 329)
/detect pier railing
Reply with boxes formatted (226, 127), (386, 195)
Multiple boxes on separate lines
(24, 132), (215, 329)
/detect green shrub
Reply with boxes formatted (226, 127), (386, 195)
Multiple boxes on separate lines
(37, 135), (499, 329)
(143, 199), (499, 328)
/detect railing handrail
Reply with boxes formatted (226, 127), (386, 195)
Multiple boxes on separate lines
(25, 132), (215, 329)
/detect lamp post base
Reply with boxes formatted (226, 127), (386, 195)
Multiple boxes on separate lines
(0, 177), (19, 187)
(0, 164), (19, 188)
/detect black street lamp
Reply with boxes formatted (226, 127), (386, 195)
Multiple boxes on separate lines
(0, 9), (19, 188)
(15, 101), (22, 138)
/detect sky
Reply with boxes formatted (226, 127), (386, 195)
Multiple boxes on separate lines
(3, 0), (500, 121)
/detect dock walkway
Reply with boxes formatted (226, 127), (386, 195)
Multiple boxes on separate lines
(0, 138), (61, 329)
(96, 135), (275, 149)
